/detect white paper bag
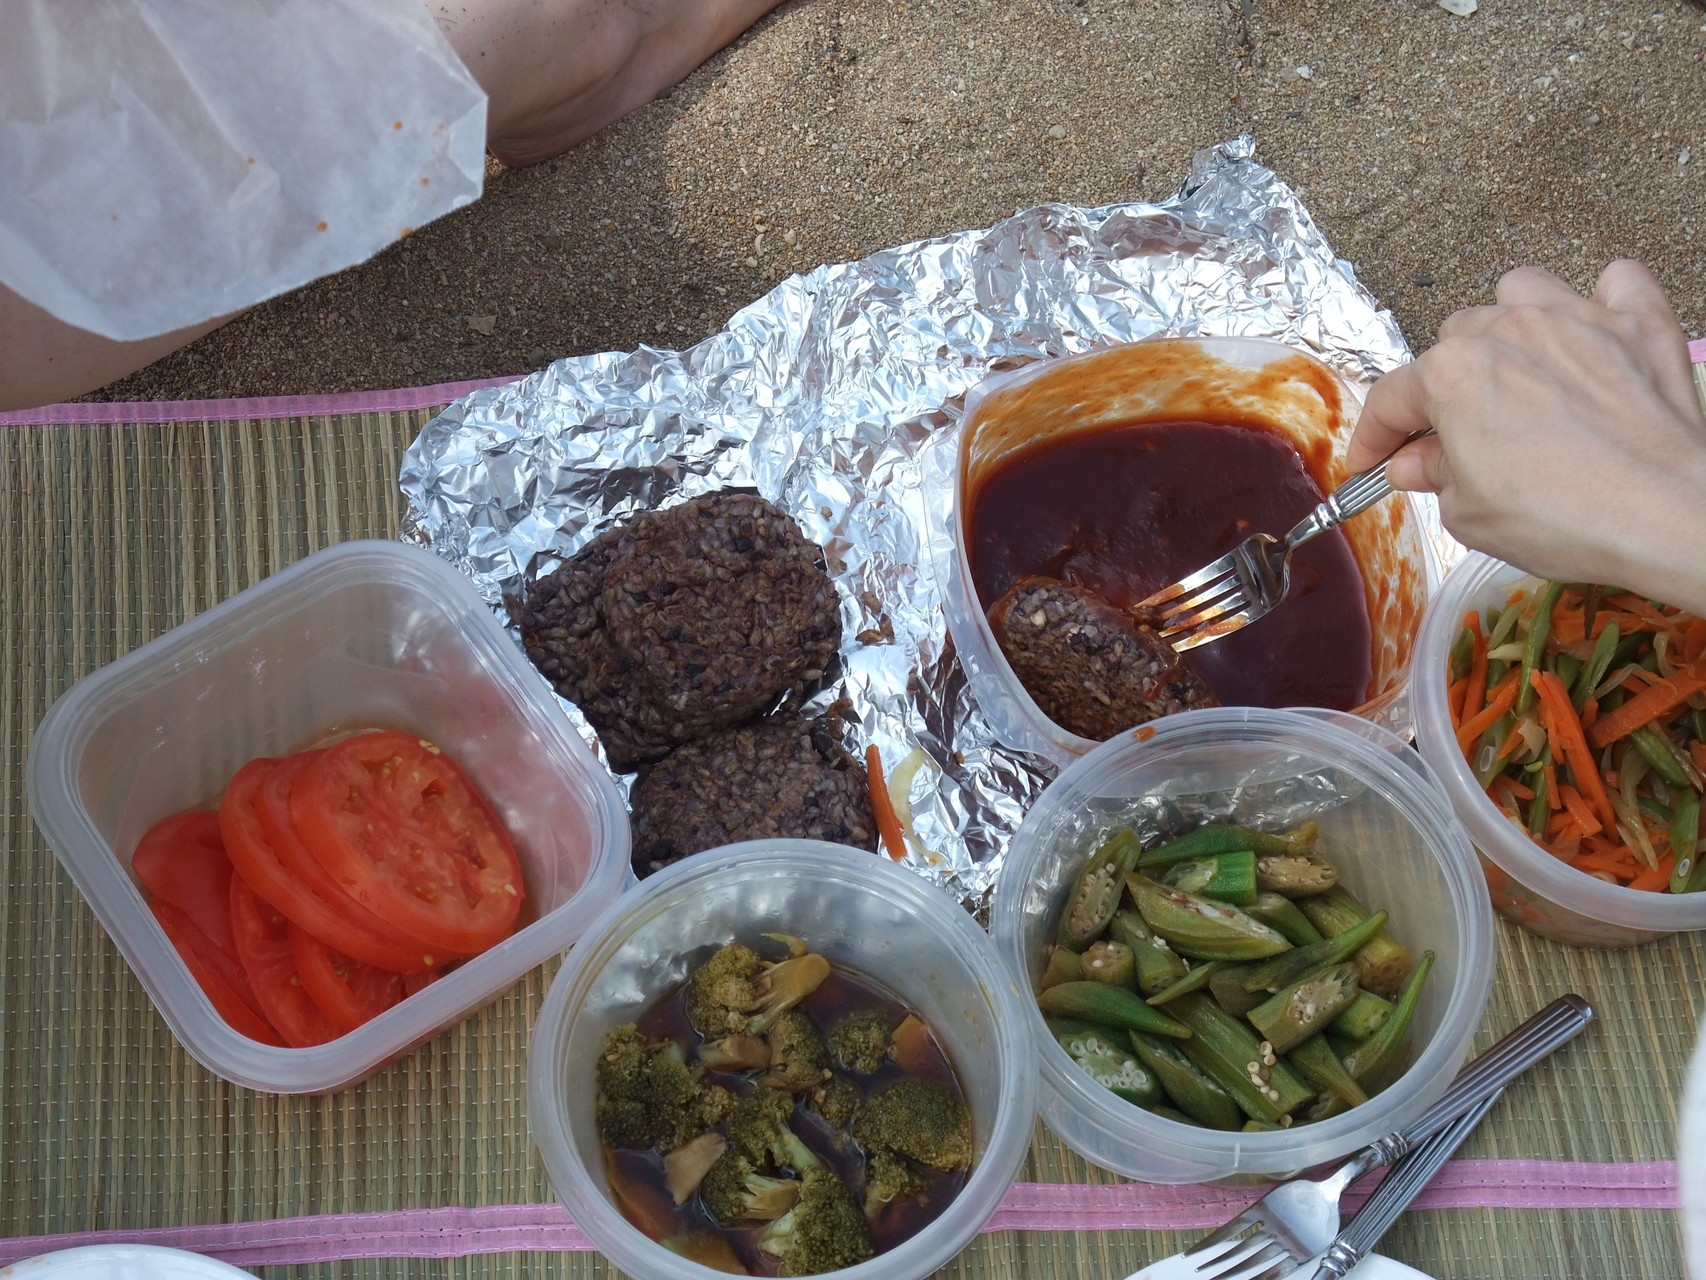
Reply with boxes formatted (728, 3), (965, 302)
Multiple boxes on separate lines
(0, 0), (487, 341)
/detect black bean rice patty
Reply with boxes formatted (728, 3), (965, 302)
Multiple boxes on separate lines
(988, 576), (1218, 741)
(629, 713), (875, 876)
(600, 493), (842, 734)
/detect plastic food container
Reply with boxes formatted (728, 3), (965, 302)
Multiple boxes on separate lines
(935, 336), (1447, 767)
(27, 540), (630, 1093)
(529, 839), (1037, 1280)
(990, 706), (1494, 1183)
(1413, 552), (1706, 947)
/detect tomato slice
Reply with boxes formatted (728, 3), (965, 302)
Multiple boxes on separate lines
(221, 756), (445, 974)
(133, 809), (239, 958)
(151, 901), (284, 1045)
(290, 731), (526, 955)
(286, 924), (406, 1034)
(227, 876), (340, 1048)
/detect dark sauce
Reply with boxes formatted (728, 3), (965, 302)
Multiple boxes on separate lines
(969, 419), (1373, 711)
(605, 959), (970, 1276)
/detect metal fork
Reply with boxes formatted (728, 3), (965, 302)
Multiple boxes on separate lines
(1167, 993), (1592, 1280)
(1135, 430), (1434, 653)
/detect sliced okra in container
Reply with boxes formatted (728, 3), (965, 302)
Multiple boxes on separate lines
(1246, 962), (1361, 1055)
(1159, 852), (1258, 906)
(1207, 963), (1265, 1017)
(1286, 1033), (1368, 1107)
(1126, 874), (1292, 962)
(1312, 951), (1438, 1124)
(1247, 892), (1324, 946)
(1058, 829), (1142, 949)
(1167, 993), (1314, 1124)
(1129, 1031), (1244, 1131)
(1253, 851), (1338, 898)
(1111, 909), (1191, 995)
(1065, 1043), (1162, 1107)
(1237, 909), (1391, 995)
(1330, 991), (1395, 1042)
(1081, 939), (1136, 987)
(1296, 887), (1413, 998)
(1049, 1018), (1130, 1062)
(1039, 945), (1083, 991)
(1144, 959), (1221, 1006)
(1148, 1104), (1204, 1127)
(1135, 822), (1317, 870)
(1037, 981), (1192, 1039)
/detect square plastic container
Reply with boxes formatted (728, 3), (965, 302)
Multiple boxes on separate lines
(528, 839), (1037, 1280)
(990, 706), (1494, 1183)
(933, 336), (1447, 767)
(1412, 552), (1706, 947)
(27, 540), (631, 1093)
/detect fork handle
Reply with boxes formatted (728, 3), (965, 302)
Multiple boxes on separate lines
(1282, 428), (1437, 552)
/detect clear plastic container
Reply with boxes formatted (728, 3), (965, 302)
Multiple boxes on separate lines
(934, 336), (1446, 767)
(528, 839), (1037, 1280)
(27, 540), (631, 1093)
(989, 706), (1494, 1183)
(1412, 552), (1706, 947)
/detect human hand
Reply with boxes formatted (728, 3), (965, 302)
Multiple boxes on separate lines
(1347, 260), (1706, 615)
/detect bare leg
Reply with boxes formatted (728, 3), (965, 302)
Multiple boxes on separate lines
(430, 0), (788, 168)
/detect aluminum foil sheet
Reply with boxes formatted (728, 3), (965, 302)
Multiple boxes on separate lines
(399, 136), (1430, 909)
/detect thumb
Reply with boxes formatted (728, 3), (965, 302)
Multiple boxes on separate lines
(1382, 433), (1446, 494)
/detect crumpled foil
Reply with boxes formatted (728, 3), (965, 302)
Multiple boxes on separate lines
(400, 136), (1426, 909)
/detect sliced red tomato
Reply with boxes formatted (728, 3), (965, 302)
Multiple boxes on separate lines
(221, 756), (444, 974)
(132, 809), (238, 957)
(287, 924), (405, 1033)
(227, 876), (340, 1048)
(151, 901), (284, 1046)
(290, 730), (526, 955)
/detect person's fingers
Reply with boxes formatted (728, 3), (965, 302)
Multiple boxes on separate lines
(1381, 432), (1446, 494)
(1595, 259), (1701, 418)
(1346, 360), (1435, 474)
(1494, 264), (1584, 309)
(1436, 305), (1502, 342)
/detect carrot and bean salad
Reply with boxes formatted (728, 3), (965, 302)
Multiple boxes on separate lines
(1449, 581), (1706, 893)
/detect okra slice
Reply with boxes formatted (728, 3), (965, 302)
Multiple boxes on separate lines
(1330, 991), (1395, 1042)
(1058, 829), (1142, 949)
(1246, 962), (1361, 1055)
(1129, 1031), (1244, 1130)
(1237, 910), (1391, 994)
(1050, 1018), (1130, 1061)
(1126, 874), (1292, 962)
(1082, 939), (1136, 987)
(1167, 993), (1315, 1123)
(1039, 945), (1083, 991)
(1247, 892), (1324, 946)
(1342, 950), (1435, 1081)
(1208, 963), (1265, 1017)
(1295, 887), (1413, 998)
(1136, 822), (1318, 869)
(1145, 960), (1221, 1006)
(1037, 981), (1192, 1040)
(1286, 1033), (1368, 1108)
(1253, 852), (1339, 898)
(1241, 1119), (1285, 1133)
(1111, 909), (1191, 994)
(1148, 1104), (1204, 1127)
(1160, 852), (1259, 906)
(1058, 1034), (1162, 1106)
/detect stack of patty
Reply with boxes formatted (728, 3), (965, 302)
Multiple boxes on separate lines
(518, 492), (874, 874)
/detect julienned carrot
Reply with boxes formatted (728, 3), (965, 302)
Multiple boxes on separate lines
(1629, 854), (1678, 893)
(1461, 614), (1489, 724)
(1544, 762), (1561, 811)
(1557, 783), (1603, 837)
(865, 745), (907, 862)
(1456, 669), (1519, 754)
(1685, 616), (1706, 664)
(1532, 670), (1618, 833)
(1570, 851), (1635, 877)
(1586, 662), (1706, 749)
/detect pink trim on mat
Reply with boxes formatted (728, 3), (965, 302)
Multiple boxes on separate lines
(1692, 336), (1706, 363)
(0, 1163), (1678, 1268)
(0, 376), (523, 428)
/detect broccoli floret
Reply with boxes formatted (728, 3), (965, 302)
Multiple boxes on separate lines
(726, 1089), (822, 1173)
(808, 1073), (863, 1131)
(700, 1148), (802, 1226)
(763, 1009), (832, 1092)
(851, 1077), (971, 1172)
(826, 1009), (891, 1075)
(687, 941), (832, 1038)
(862, 1147), (929, 1220)
(756, 1166), (876, 1276)
(595, 1024), (735, 1151)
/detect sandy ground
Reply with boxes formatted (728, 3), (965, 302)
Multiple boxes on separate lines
(97, 0), (1705, 402)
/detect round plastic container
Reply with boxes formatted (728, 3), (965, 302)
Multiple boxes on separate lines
(990, 706), (1494, 1183)
(934, 336), (1449, 767)
(528, 840), (1037, 1280)
(1413, 552), (1706, 947)
(27, 540), (631, 1092)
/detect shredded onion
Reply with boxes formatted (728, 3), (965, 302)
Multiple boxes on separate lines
(1486, 642), (1526, 663)
(1594, 663), (1647, 702)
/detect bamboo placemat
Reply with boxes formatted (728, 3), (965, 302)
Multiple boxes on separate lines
(0, 391), (1701, 1280)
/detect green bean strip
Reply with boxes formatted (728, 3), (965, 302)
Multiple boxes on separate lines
(1449, 625), (1476, 682)
(1526, 769), (1551, 838)
(1554, 652), (1583, 688)
(1670, 790), (1701, 894)
(1516, 581), (1565, 714)
(1573, 620), (1621, 709)
(1488, 598), (1525, 650)
(1631, 725), (1692, 790)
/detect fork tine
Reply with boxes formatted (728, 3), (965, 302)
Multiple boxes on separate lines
(1196, 1238), (1294, 1280)
(1164, 604), (1259, 653)
(1147, 572), (1245, 625)
(1134, 550), (1240, 612)
(1156, 590), (1251, 642)
(1151, 576), (1247, 629)
(1181, 1212), (1264, 1256)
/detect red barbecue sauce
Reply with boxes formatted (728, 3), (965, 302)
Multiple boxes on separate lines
(968, 419), (1372, 711)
